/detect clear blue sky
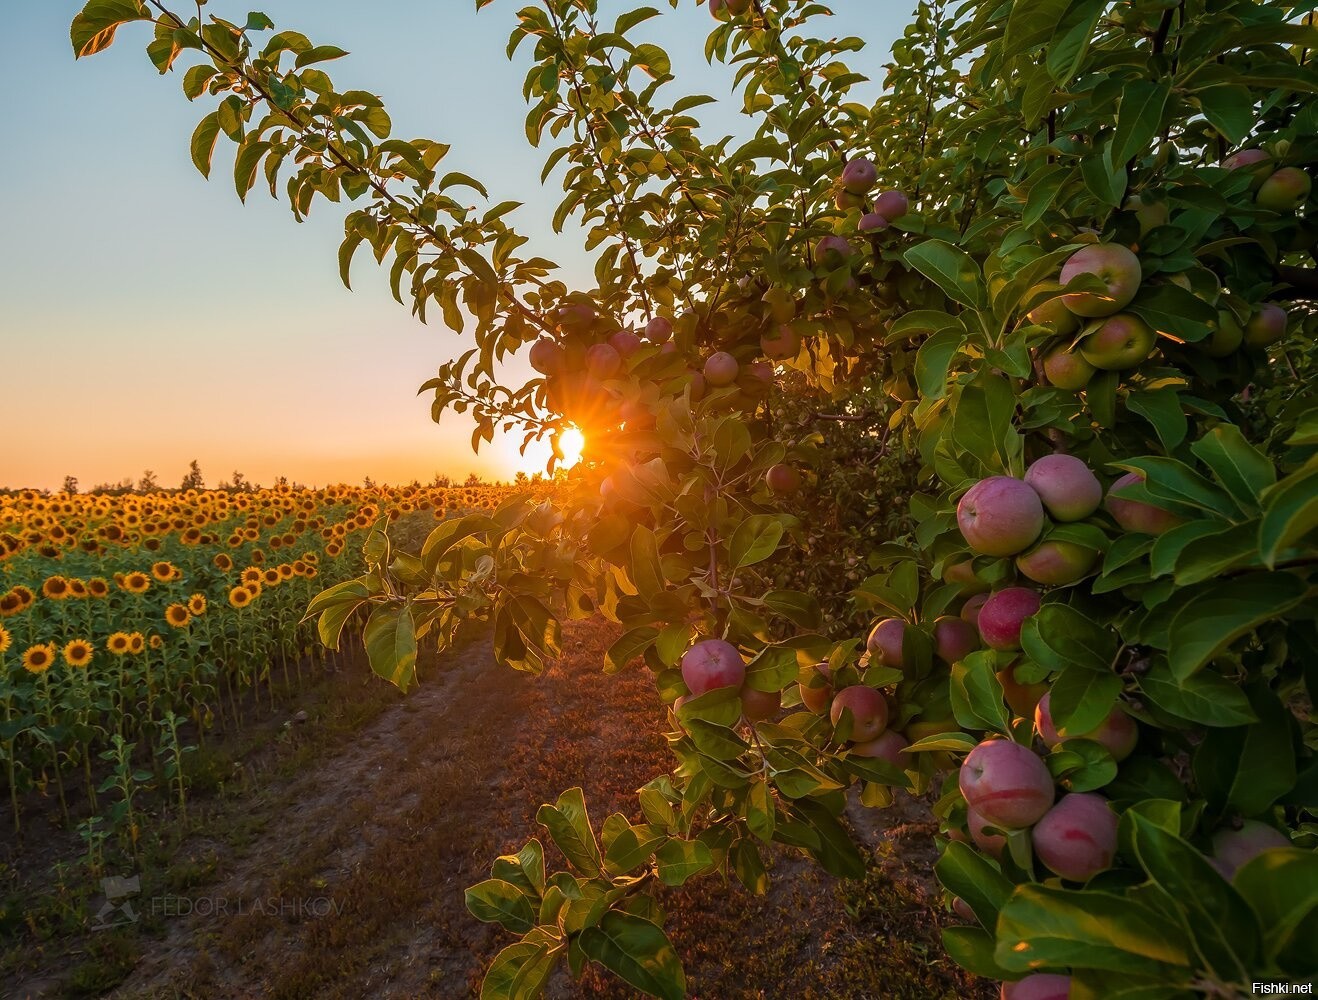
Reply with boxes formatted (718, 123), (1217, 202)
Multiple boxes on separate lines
(0, 1), (903, 489)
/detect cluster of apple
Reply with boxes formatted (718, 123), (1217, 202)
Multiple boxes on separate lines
(819, 157), (911, 266)
(677, 638), (781, 721)
(708, 0), (752, 20)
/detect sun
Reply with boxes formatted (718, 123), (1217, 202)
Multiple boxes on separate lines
(557, 427), (586, 468)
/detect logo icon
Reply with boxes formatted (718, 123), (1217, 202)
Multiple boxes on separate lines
(91, 874), (141, 931)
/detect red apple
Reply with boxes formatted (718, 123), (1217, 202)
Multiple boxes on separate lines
(741, 685), (781, 722)
(1024, 454), (1102, 522)
(1060, 243), (1142, 317)
(933, 616), (979, 664)
(1001, 973), (1073, 1000)
(957, 476), (1045, 557)
(681, 639), (746, 696)
(1027, 293), (1081, 336)
(1223, 148), (1270, 172)
(858, 212), (889, 233)
(959, 738), (1056, 829)
(799, 661), (833, 714)
(703, 351), (740, 387)
(1256, 166), (1312, 211)
(1042, 347), (1096, 391)
(967, 806), (1007, 858)
(1032, 792), (1118, 882)
(1034, 692), (1138, 761)
(529, 338), (565, 376)
(816, 234), (853, 266)
(761, 324), (801, 361)
(645, 316), (673, 343)
(873, 189), (909, 221)
(765, 463), (802, 494)
(1106, 472), (1183, 535)
(830, 685), (889, 742)
(960, 592), (989, 628)
(1244, 303), (1288, 348)
(1199, 310), (1243, 358)
(1079, 313), (1156, 370)
(998, 668), (1049, 717)
(943, 560), (991, 594)
(1209, 820), (1291, 880)
(585, 343), (623, 379)
(609, 329), (642, 358)
(852, 729), (910, 769)
(841, 157), (877, 194)
(1125, 193), (1169, 236)
(977, 587), (1041, 651)
(1015, 539), (1098, 586)
(866, 618), (907, 669)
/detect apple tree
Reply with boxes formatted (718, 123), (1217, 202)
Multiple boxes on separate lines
(75, 0), (1318, 996)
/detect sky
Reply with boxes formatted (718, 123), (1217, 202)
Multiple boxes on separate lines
(0, 1), (904, 490)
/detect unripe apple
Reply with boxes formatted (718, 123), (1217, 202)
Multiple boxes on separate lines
(957, 476), (1045, 557)
(816, 234), (853, 266)
(741, 685), (781, 722)
(959, 738), (1056, 829)
(960, 592), (989, 628)
(1001, 973), (1073, 1000)
(608, 329), (642, 358)
(1023, 454), (1103, 522)
(761, 324), (801, 361)
(943, 560), (990, 594)
(1209, 820), (1291, 879)
(866, 618), (907, 669)
(1079, 313), (1156, 370)
(1027, 292), (1081, 336)
(873, 189), (909, 221)
(1199, 310), (1243, 358)
(1125, 193), (1169, 236)
(1034, 692), (1138, 761)
(841, 157), (877, 194)
(933, 616), (979, 664)
(703, 351), (740, 387)
(998, 668), (1049, 717)
(681, 639), (746, 696)
(967, 806), (1007, 859)
(1060, 244), (1142, 317)
(645, 316), (673, 343)
(1244, 303), (1288, 348)
(1032, 792), (1119, 882)
(799, 661), (833, 714)
(835, 189), (864, 211)
(765, 463), (802, 494)
(761, 287), (796, 324)
(1016, 539), (1098, 586)
(585, 343), (623, 379)
(1106, 472), (1183, 535)
(977, 587), (1041, 651)
(529, 337), (565, 376)
(1223, 148), (1271, 172)
(852, 730), (911, 769)
(1256, 166), (1312, 211)
(858, 212), (889, 233)
(1042, 347), (1097, 391)
(830, 685), (889, 742)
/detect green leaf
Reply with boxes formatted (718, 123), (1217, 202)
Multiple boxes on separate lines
(903, 240), (984, 309)
(1196, 85), (1255, 145)
(915, 328), (965, 400)
(578, 912), (685, 1000)
(1194, 685), (1297, 816)
(654, 838), (714, 887)
(684, 719), (749, 761)
(480, 940), (555, 1000)
(190, 111), (222, 179)
(1258, 458), (1318, 567)
(362, 603), (417, 692)
(1167, 572), (1307, 679)
(603, 823), (667, 876)
(1049, 665), (1122, 736)
(942, 925), (1013, 979)
(605, 627), (658, 674)
(727, 515), (784, 570)
(1020, 604), (1115, 674)
(537, 788), (602, 877)
(1127, 283), (1217, 345)
(761, 590), (821, 629)
(950, 653), (1010, 734)
(464, 879), (536, 934)
(71, 0), (148, 58)
(1004, 0), (1071, 60)
(1138, 662), (1256, 726)
(1190, 424), (1275, 513)
(295, 44), (348, 67)
(935, 840), (1014, 929)
(1107, 81), (1170, 172)
(1125, 389), (1187, 452)
(1233, 849), (1318, 973)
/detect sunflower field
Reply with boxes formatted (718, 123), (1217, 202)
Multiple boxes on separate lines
(0, 482), (522, 844)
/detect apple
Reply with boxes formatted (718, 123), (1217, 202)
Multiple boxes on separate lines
(1016, 539), (1099, 586)
(585, 343), (623, 379)
(529, 337), (565, 376)
(1042, 347), (1097, 391)
(816, 234), (853, 266)
(852, 730), (911, 769)
(841, 157), (877, 194)
(762, 287), (796, 324)
(977, 587), (1041, 651)
(1256, 166), (1312, 211)
(761, 324), (801, 361)
(858, 212), (889, 233)
(1244, 303), (1288, 348)
(967, 806), (1007, 859)
(959, 738), (1056, 829)
(1023, 454), (1103, 522)
(1027, 292), (1081, 336)
(744, 360), (774, 393)
(1060, 244), (1143, 317)
(830, 686), (889, 742)
(1034, 692), (1138, 761)
(799, 661), (833, 714)
(1125, 193), (1169, 236)
(867, 618), (907, 668)
(943, 559), (990, 594)
(998, 668), (1049, 717)
(609, 329), (642, 358)
(1106, 472), (1183, 535)
(1001, 973), (1073, 1000)
(933, 616), (979, 664)
(957, 476), (1045, 557)
(873, 189), (909, 221)
(645, 316), (673, 343)
(555, 302), (596, 331)
(765, 463), (802, 494)
(1209, 820), (1291, 879)
(960, 592), (989, 628)
(1032, 793), (1119, 882)
(681, 639), (746, 696)
(1199, 310), (1243, 358)
(741, 685), (781, 722)
(836, 189), (864, 211)
(688, 371), (707, 402)
(1079, 313), (1156, 370)
(703, 351), (740, 387)
(1223, 148), (1270, 172)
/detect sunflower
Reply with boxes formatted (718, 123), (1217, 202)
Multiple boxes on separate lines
(228, 586), (253, 609)
(187, 593), (207, 616)
(277, 563), (294, 581)
(0, 593), (20, 617)
(121, 572), (151, 594)
(151, 561), (176, 582)
(68, 579), (89, 600)
(106, 632), (131, 655)
(143, 537), (162, 552)
(129, 633), (146, 655)
(0, 625), (10, 655)
(262, 568), (280, 587)
(41, 576), (71, 600)
(22, 643), (55, 674)
(63, 639), (94, 668)
(241, 567), (262, 585)
(165, 603), (191, 628)
(87, 577), (110, 598)
(292, 560), (309, 576)
(147, 634), (161, 651)
(213, 553), (233, 572)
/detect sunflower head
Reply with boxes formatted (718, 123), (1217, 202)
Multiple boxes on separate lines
(87, 577), (110, 598)
(0, 593), (20, 617)
(107, 632), (131, 655)
(277, 563), (294, 580)
(241, 567), (262, 585)
(147, 634), (161, 651)
(0, 626), (11, 655)
(165, 603), (191, 628)
(42, 576), (70, 600)
(262, 568), (280, 586)
(68, 579), (89, 599)
(122, 572), (151, 594)
(228, 586), (252, 609)
(22, 643), (55, 674)
(187, 594), (207, 616)
(213, 553), (233, 571)
(63, 639), (94, 668)
(151, 561), (175, 582)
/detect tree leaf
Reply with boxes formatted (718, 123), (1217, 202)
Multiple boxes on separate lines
(904, 240), (985, 309)
(578, 912), (685, 1000)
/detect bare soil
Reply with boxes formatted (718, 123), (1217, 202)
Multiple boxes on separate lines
(4, 619), (990, 1000)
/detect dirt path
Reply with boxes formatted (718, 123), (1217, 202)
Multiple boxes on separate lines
(71, 619), (989, 1000)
